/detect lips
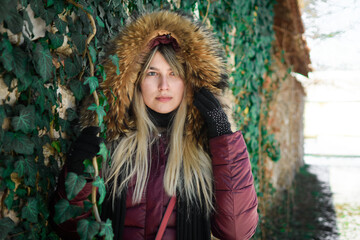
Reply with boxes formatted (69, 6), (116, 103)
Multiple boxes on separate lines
(156, 96), (172, 102)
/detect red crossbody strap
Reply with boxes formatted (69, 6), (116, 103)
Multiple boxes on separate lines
(155, 196), (176, 240)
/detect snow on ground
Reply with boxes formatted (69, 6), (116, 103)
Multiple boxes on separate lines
(302, 70), (360, 240)
(306, 156), (360, 240)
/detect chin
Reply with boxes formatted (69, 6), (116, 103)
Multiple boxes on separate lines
(154, 106), (175, 114)
(156, 109), (172, 114)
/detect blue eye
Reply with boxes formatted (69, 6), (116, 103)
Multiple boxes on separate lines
(147, 72), (157, 76)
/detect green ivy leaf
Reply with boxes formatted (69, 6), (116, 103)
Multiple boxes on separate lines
(84, 76), (99, 94)
(37, 197), (49, 219)
(0, 105), (6, 126)
(0, 37), (14, 72)
(55, 16), (67, 34)
(15, 157), (25, 177)
(83, 159), (94, 175)
(87, 104), (106, 126)
(109, 54), (120, 75)
(83, 201), (93, 213)
(2, 157), (14, 178)
(64, 58), (81, 78)
(92, 176), (106, 204)
(53, 0), (65, 14)
(41, 7), (56, 25)
(13, 47), (28, 79)
(18, 72), (33, 92)
(5, 9), (23, 34)
(96, 16), (105, 28)
(21, 198), (38, 223)
(51, 140), (61, 153)
(54, 199), (83, 224)
(66, 15), (75, 32)
(5, 178), (15, 190)
(88, 45), (96, 63)
(30, 0), (45, 17)
(72, 33), (87, 53)
(49, 32), (64, 49)
(47, 0), (54, 7)
(69, 80), (86, 101)
(1, 73), (14, 89)
(99, 219), (114, 240)
(46, 85), (58, 106)
(96, 64), (106, 81)
(24, 156), (36, 186)
(53, 199), (71, 224)
(34, 43), (53, 81)
(35, 109), (48, 128)
(32, 80), (46, 113)
(0, 129), (4, 149)
(77, 219), (100, 240)
(84, 5), (94, 14)
(4, 190), (14, 209)
(0, 217), (15, 240)
(47, 232), (60, 240)
(59, 64), (66, 84)
(98, 142), (108, 162)
(59, 118), (69, 134)
(4, 132), (35, 155)
(12, 105), (36, 134)
(16, 188), (27, 198)
(31, 76), (45, 93)
(65, 172), (86, 200)
(29, 225), (40, 239)
(0, 0), (12, 22)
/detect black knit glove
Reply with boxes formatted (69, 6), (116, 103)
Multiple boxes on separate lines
(66, 126), (103, 174)
(194, 88), (232, 138)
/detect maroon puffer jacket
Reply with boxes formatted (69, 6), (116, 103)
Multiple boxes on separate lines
(210, 131), (258, 239)
(122, 133), (176, 239)
(52, 131), (258, 239)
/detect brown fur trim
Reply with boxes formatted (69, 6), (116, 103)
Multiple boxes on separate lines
(84, 11), (230, 141)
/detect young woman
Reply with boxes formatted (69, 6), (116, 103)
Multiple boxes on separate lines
(52, 11), (258, 240)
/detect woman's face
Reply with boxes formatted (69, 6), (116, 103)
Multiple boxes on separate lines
(140, 51), (185, 114)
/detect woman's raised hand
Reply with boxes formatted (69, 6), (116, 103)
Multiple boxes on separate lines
(66, 126), (104, 174)
(193, 88), (232, 138)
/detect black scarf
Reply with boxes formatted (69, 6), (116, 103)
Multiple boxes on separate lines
(146, 106), (176, 129)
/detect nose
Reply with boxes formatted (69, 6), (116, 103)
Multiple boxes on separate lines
(158, 76), (169, 91)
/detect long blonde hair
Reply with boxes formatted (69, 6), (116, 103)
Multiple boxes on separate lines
(104, 45), (214, 213)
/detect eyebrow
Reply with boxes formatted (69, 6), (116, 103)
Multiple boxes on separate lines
(148, 66), (172, 71)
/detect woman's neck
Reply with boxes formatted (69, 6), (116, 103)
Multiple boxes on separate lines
(146, 106), (176, 129)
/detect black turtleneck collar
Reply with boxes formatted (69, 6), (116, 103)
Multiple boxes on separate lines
(146, 106), (176, 128)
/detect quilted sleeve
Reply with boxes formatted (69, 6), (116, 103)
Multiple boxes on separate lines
(210, 131), (258, 240)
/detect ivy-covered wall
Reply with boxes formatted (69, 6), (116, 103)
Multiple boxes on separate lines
(0, 0), (280, 239)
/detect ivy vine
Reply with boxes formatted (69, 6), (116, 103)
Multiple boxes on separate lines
(0, 0), (280, 239)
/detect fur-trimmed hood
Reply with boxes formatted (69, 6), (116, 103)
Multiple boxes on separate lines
(81, 11), (231, 142)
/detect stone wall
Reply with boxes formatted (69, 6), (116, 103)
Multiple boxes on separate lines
(266, 66), (305, 194)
